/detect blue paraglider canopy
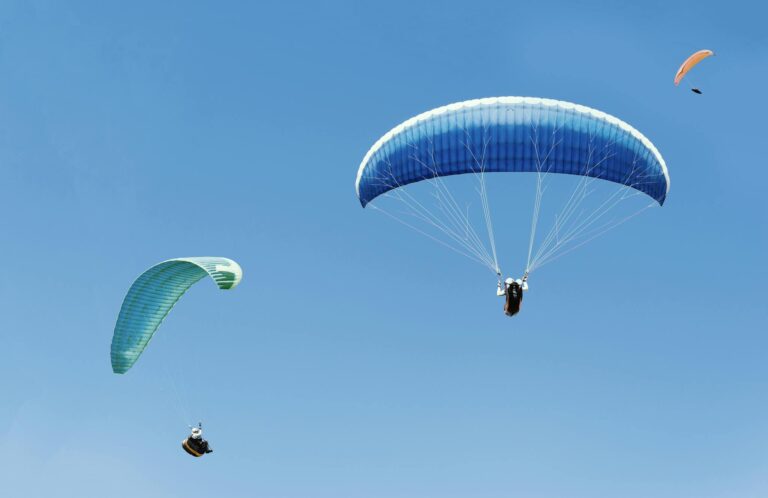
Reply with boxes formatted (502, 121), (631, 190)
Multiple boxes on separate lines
(355, 97), (669, 208)
(354, 97), (669, 278)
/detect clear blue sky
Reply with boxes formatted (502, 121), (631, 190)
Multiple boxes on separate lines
(0, 1), (766, 497)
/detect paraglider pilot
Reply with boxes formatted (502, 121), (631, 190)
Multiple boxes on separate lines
(182, 423), (213, 457)
(497, 273), (528, 317)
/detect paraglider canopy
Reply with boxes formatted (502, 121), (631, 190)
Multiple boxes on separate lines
(674, 49), (714, 86)
(356, 97), (670, 207)
(354, 97), (669, 279)
(111, 257), (242, 374)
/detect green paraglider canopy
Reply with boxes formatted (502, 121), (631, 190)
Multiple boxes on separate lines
(111, 257), (242, 374)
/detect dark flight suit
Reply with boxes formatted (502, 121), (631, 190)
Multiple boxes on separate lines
(504, 281), (523, 317)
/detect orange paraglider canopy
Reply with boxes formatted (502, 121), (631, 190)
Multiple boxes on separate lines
(674, 49), (714, 86)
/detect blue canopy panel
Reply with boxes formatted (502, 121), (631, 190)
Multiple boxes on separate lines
(355, 97), (669, 207)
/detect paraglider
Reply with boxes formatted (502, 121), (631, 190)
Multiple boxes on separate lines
(355, 97), (669, 314)
(111, 257), (241, 456)
(674, 49), (714, 94)
(497, 275), (528, 317)
(182, 423), (213, 457)
(110, 257), (243, 374)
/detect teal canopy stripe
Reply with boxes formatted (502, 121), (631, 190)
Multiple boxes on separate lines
(111, 257), (243, 374)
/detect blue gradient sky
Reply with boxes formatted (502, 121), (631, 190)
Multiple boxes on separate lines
(1, 1), (767, 497)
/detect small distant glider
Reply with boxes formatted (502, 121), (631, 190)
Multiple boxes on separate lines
(674, 49), (714, 94)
